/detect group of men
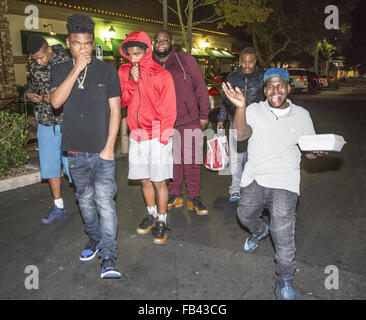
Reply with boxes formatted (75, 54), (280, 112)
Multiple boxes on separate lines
(26, 13), (326, 299)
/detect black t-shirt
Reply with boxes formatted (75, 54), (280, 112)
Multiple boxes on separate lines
(50, 57), (121, 153)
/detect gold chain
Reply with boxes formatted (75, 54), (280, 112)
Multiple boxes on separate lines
(72, 59), (88, 89)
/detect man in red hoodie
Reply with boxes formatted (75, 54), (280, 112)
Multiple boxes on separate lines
(153, 30), (210, 215)
(118, 31), (177, 244)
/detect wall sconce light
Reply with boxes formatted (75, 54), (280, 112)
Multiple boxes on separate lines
(199, 38), (210, 49)
(108, 25), (116, 39)
(104, 26), (116, 44)
(44, 24), (56, 36)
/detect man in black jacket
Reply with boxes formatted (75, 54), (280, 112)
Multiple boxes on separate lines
(217, 47), (265, 202)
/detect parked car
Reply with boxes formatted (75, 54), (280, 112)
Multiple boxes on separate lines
(287, 68), (309, 93)
(319, 75), (335, 88)
(205, 77), (223, 127)
(319, 75), (329, 88)
(306, 71), (320, 92)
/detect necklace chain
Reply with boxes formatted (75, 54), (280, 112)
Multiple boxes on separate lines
(72, 59), (88, 89)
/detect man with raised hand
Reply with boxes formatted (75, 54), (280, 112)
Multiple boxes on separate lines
(223, 68), (327, 300)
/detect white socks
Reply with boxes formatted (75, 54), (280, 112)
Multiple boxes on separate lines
(147, 205), (167, 223)
(158, 213), (167, 223)
(147, 205), (158, 218)
(54, 198), (64, 209)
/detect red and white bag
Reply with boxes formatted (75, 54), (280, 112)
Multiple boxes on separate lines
(205, 129), (230, 171)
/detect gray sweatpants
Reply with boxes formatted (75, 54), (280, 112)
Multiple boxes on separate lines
(237, 180), (298, 280)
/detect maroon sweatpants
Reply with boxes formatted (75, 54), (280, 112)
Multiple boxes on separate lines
(170, 121), (204, 199)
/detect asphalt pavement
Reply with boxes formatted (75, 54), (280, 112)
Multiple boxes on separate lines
(0, 89), (365, 301)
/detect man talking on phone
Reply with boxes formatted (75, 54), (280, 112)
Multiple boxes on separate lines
(25, 35), (71, 225)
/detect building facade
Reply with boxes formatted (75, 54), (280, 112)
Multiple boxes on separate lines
(0, 0), (17, 107)
(8, 0), (237, 86)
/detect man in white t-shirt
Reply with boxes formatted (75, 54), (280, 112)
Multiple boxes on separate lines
(222, 68), (327, 300)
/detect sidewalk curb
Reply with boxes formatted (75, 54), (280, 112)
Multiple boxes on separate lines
(0, 165), (41, 193)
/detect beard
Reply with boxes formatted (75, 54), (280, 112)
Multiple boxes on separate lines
(154, 44), (173, 58)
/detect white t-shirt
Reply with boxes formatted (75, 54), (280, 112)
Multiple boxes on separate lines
(241, 99), (316, 195)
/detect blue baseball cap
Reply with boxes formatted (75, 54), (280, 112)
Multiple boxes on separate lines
(264, 68), (289, 84)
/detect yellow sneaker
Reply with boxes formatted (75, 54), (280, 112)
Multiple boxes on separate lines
(168, 193), (184, 209)
(187, 196), (208, 216)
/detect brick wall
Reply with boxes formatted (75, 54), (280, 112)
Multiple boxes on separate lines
(0, 0), (17, 106)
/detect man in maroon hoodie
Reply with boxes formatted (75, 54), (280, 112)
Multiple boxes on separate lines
(153, 30), (210, 215)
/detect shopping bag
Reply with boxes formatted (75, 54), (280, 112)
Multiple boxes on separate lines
(205, 129), (230, 171)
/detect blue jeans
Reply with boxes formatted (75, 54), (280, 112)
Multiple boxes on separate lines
(237, 180), (298, 280)
(68, 152), (118, 260)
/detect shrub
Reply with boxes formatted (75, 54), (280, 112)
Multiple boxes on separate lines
(0, 111), (29, 177)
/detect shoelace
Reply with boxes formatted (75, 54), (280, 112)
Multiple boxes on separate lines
(140, 216), (154, 227)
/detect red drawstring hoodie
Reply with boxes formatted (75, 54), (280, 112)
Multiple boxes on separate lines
(118, 31), (177, 144)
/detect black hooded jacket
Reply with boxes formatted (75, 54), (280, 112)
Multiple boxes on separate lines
(218, 65), (265, 122)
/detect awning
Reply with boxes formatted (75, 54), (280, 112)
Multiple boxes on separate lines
(205, 48), (236, 60)
(181, 47), (209, 57)
(21, 30), (67, 54)
(112, 39), (124, 57)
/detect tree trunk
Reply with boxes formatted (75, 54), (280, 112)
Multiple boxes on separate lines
(314, 49), (319, 74)
(187, 0), (193, 54)
(163, 0), (168, 30)
(176, 0), (189, 53)
(250, 28), (266, 67)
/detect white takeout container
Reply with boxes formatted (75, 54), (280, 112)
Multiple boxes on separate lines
(298, 134), (346, 152)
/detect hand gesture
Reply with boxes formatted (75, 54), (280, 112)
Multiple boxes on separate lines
(74, 48), (92, 72)
(130, 63), (140, 82)
(222, 82), (246, 109)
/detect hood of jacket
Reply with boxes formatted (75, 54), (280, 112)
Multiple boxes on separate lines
(120, 31), (154, 70)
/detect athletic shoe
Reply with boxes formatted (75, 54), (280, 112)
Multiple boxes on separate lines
(41, 206), (67, 224)
(168, 193), (184, 209)
(100, 256), (121, 279)
(275, 278), (297, 300)
(187, 195), (208, 216)
(79, 239), (99, 262)
(229, 192), (240, 202)
(152, 221), (168, 244)
(136, 214), (156, 235)
(243, 223), (270, 252)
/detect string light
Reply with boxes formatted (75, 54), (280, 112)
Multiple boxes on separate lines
(31, 0), (229, 36)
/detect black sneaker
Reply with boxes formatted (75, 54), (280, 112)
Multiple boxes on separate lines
(100, 256), (121, 279)
(136, 214), (156, 235)
(152, 221), (168, 244)
(79, 239), (100, 262)
(187, 195), (208, 216)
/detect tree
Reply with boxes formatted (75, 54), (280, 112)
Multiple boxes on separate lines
(313, 40), (336, 76)
(157, 0), (225, 54)
(215, 0), (356, 68)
